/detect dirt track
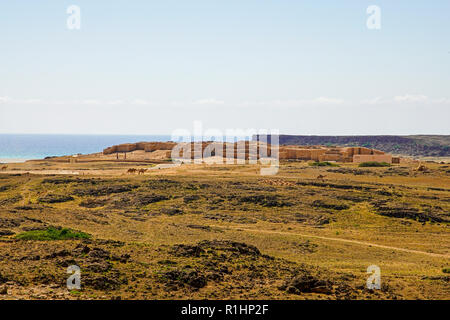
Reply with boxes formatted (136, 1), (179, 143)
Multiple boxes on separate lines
(218, 225), (450, 259)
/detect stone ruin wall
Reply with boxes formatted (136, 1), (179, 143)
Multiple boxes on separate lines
(103, 142), (394, 163)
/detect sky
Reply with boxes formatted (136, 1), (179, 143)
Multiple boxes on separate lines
(0, 0), (449, 135)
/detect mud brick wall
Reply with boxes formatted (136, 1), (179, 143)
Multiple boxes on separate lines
(353, 154), (393, 163)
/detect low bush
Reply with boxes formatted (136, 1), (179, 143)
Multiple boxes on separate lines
(15, 227), (91, 241)
(309, 161), (339, 167)
(358, 161), (391, 167)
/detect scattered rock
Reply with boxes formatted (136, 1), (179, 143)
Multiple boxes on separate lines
(312, 200), (349, 211)
(45, 249), (71, 259)
(186, 224), (212, 231)
(280, 273), (332, 295)
(111, 193), (169, 208)
(0, 218), (24, 228)
(327, 168), (370, 175)
(183, 195), (200, 203)
(372, 202), (447, 223)
(73, 244), (91, 255)
(74, 185), (138, 197)
(79, 198), (108, 208)
(203, 212), (257, 224)
(161, 269), (207, 290)
(161, 207), (184, 216)
(86, 261), (112, 273)
(0, 185), (11, 192)
(0, 229), (14, 236)
(238, 194), (292, 207)
(84, 274), (122, 290)
(38, 194), (74, 204)
(170, 244), (205, 257)
(0, 285), (7, 295)
(0, 195), (23, 206)
(88, 247), (111, 260)
(198, 240), (261, 256)
(14, 205), (35, 211)
(110, 253), (130, 263)
(415, 164), (428, 172)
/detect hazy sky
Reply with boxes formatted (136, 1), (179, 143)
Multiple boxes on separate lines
(0, 0), (449, 135)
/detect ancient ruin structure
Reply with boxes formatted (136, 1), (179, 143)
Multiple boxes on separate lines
(103, 141), (398, 163)
(278, 145), (398, 163)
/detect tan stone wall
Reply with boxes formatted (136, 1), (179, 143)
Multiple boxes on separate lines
(310, 149), (327, 161)
(319, 154), (343, 162)
(352, 154), (393, 163)
(104, 142), (176, 154)
(103, 141), (394, 163)
(143, 142), (176, 152)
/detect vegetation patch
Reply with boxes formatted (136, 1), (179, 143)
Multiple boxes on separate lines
(38, 194), (74, 204)
(79, 198), (108, 208)
(158, 268), (207, 290)
(0, 185), (11, 192)
(42, 178), (107, 185)
(327, 168), (369, 175)
(42, 178), (81, 185)
(309, 161), (339, 167)
(296, 181), (374, 191)
(74, 184), (138, 196)
(161, 207), (184, 215)
(0, 229), (15, 236)
(312, 200), (350, 211)
(0, 194), (23, 206)
(203, 212), (257, 224)
(358, 161), (391, 167)
(111, 193), (169, 208)
(183, 195), (200, 203)
(0, 217), (23, 228)
(238, 194), (292, 207)
(372, 202), (447, 223)
(15, 227), (91, 241)
(279, 271), (332, 294)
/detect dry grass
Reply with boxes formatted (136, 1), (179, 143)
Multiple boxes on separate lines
(0, 159), (448, 299)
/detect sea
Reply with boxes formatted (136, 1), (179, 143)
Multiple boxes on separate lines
(0, 134), (172, 161)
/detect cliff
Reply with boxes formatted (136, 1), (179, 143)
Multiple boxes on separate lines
(254, 135), (450, 157)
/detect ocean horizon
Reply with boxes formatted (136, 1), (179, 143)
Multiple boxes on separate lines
(0, 134), (253, 161)
(0, 134), (172, 160)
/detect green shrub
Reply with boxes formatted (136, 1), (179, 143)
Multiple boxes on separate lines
(15, 227), (91, 241)
(358, 161), (391, 167)
(309, 161), (339, 167)
(443, 268), (450, 274)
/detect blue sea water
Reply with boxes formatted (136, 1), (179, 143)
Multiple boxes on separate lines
(0, 134), (171, 160)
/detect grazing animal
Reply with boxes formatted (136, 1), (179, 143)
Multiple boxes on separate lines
(316, 174), (326, 180)
(127, 168), (137, 174)
(138, 168), (147, 175)
(1, 165), (7, 171)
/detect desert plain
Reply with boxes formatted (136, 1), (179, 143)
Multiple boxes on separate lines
(0, 155), (449, 300)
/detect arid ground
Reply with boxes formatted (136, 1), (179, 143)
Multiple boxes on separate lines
(0, 159), (449, 300)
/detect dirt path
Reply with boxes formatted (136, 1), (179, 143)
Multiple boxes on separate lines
(218, 225), (450, 259)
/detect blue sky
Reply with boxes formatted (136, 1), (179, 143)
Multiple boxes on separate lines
(0, 0), (449, 135)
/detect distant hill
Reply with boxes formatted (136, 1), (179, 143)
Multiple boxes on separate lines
(254, 135), (450, 157)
